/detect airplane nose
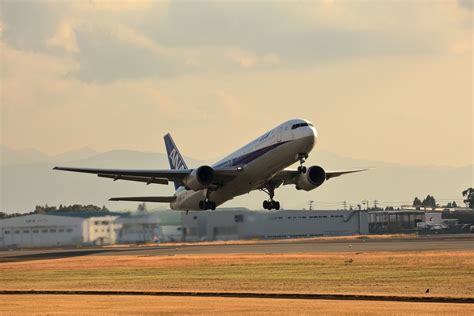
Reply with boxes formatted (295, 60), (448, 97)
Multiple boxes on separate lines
(301, 125), (317, 153)
(307, 125), (317, 143)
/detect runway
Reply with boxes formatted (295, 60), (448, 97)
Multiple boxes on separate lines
(1, 234), (473, 262)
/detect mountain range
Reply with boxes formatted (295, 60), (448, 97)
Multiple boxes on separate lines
(1, 145), (472, 213)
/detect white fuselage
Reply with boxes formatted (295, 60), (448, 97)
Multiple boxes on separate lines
(170, 119), (317, 210)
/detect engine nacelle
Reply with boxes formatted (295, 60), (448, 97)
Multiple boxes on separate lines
(183, 165), (215, 191)
(295, 166), (326, 191)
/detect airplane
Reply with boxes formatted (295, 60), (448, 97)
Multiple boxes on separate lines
(54, 119), (367, 211)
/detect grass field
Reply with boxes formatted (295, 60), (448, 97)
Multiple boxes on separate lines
(1, 251), (473, 298)
(1, 295), (473, 315)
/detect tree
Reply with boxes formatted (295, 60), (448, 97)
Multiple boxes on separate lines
(463, 188), (474, 208)
(413, 197), (422, 207)
(422, 195), (436, 208)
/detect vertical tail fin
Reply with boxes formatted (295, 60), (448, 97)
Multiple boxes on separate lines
(164, 133), (188, 190)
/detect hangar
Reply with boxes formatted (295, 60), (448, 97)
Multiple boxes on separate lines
(0, 212), (121, 248)
(181, 209), (368, 241)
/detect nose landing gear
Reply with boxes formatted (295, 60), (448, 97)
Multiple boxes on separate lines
(297, 153), (308, 173)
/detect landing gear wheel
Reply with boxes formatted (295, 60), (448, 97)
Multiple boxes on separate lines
(263, 200), (270, 210)
(273, 201), (280, 210)
(297, 166), (307, 173)
(263, 200), (280, 210)
(263, 201), (273, 210)
(199, 200), (216, 210)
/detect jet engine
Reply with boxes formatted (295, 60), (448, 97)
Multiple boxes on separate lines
(295, 166), (326, 191)
(183, 165), (215, 191)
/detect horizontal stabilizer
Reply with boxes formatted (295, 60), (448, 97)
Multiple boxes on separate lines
(109, 196), (177, 203)
(98, 174), (168, 185)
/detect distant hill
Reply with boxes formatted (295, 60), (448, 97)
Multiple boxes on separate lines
(0, 147), (471, 213)
(1, 145), (98, 166)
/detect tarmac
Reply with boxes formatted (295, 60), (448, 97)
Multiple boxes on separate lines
(1, 233), (473, 262)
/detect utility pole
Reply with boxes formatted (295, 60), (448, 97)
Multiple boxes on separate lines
(374, 200), (379, 210)
(363, 200), (369, 210)
(308, 200), (315, 211)
(343, 201), (347, 210)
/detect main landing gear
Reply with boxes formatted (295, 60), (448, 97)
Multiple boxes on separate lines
(199, 200), (216, 210)
(199, 189), (216, 210)
(261, 183), (280, 210)
(263, 200), (280, 210)
(297, 153), (308, 173)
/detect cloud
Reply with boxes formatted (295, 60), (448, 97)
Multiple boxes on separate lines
(227, 49), (279, 68)
(1, 1), (472, 167)
(3, 1), (464, 83)
(47, 17), (79, 53)
(458, 0), (474, 11)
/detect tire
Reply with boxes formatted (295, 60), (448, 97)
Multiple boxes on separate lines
(211, 202), (216, 210)
(275, 201), (280, 210)
(263, 201), (269, 210)
(199, 200), (205, 210)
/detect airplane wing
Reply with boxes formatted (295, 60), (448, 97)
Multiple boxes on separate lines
(53, 166), (240, 185)
(325, 168), (369, 179)
(269, 168), (369, 186)
(109, 196), (177, 202)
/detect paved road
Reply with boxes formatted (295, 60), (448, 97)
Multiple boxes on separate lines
(1, 234), (473, 262)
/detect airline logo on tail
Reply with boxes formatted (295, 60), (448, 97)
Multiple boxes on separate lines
(164, 133), (188, 190)
(169, 148), (186, 170)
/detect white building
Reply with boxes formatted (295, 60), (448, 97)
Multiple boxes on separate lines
(0, 213), (121, 248)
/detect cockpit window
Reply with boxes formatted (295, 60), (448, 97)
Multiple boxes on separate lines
(291, 122), (313, 130)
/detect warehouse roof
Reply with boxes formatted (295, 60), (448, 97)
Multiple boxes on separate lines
(44, 211), (124, 218)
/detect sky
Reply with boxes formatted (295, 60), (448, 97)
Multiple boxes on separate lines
(1, 0), (473, 167)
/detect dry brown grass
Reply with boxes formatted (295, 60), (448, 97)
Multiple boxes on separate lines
(1, 295), (472, 315)
(105, 234), (416, 248)
(1, 251), (473, 298)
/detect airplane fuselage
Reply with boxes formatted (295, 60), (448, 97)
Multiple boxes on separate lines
(171, 119), (316, 210)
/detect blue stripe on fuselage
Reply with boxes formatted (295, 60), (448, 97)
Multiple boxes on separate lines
(213, 141), (290, 169)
